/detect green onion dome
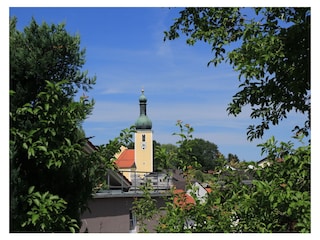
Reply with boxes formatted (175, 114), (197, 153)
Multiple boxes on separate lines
(135, 89), (152, 130)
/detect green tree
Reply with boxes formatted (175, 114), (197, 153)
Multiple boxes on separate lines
(179, 138), (223, 171)
(153, 143), (178, 171)
(10, 81), (96, 232)
(227, 153), (240, 167)
(10, 17), (95, 112)
(164, 7), (310, 140)
(172, 120), (200, 171)
(149, 8), (311, 232)
(155, 124), (310, 233)
(10, 17), (98, 232)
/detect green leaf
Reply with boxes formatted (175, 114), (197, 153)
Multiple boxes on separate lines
(40, 223), (46, 231)
(50, 129), (56, 136)
(49, 195), (60, 201)
(33, 198), (40, 207)
(65, 138), (71, 146)
(27, 147), (35, 159)
(31, 214), (39, 224)
(38, 146), (47, 152)
(22, 142), (28, 149)
(34, 191), (41, 198)
(10, 90), (16, 96)
(28, 186), (35, 194)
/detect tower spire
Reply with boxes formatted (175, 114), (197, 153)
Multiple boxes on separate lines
(135, 89), (152, 129)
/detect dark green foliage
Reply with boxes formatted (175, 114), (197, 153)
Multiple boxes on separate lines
(153, 143), (178, 171)
(179, 138), (222, 171)
(164, 7), (310, 140)
(10, 16), (98, 232)
(10, 17), (95, 112)
(172, 120), (201, 171)
(227, 153), (239, 164)
(119, 125), (136, 149)
(21, 186), (79, 233)
(10, 81), (95, 232)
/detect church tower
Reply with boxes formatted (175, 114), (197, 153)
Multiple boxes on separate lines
(134, 89), (153, 174)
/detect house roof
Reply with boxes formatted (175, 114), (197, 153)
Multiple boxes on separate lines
(106, 169), (132, 190)
(173, 189), (195, 208)
(115, 149), (135, 169)
(83, 140), (98, 154)
(171, 169), (187, 190)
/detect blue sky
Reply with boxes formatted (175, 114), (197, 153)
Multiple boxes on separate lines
(8, 5), (313, 162)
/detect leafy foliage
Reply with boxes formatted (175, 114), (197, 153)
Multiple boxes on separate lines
(179, 138), (223, 171)
(10, 81), (95, 232)
(10, 17), (95, 112)
(119, 125), (136, 149)
(89, 126), (136, 191)
(249, 136), (311, 232)
(132, 181), (159, 233)
(10, 80), (92, 168)
(136, 122), (310, 233)
(172, 120), (201, 171)
(21, 186), (79, 233)
(150, 8), (311, 232)
(10, 17), (98, 232)
(164, 8), (310, 140)
(153, 144), (178, 171)
(154, 120), (240, 173)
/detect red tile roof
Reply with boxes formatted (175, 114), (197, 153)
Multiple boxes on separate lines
(173, 189), (195, 208)
(115, 149), (135, 169)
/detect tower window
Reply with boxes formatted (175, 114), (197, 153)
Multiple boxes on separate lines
(142, 134), (146, 142)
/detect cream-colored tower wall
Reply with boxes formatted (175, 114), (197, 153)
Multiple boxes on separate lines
(118, 168), (132, 182)
(134, 130), (153, 174)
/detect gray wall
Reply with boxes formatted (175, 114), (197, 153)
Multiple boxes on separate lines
(80, 196), (167, 233)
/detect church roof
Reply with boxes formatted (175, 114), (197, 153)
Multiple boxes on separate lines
(115, 149), (135, 169)
(135, 115), (152, 130)
(135, 89), (152, 130)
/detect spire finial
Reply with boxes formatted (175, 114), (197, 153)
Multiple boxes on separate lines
(141, 88), (144, 94)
